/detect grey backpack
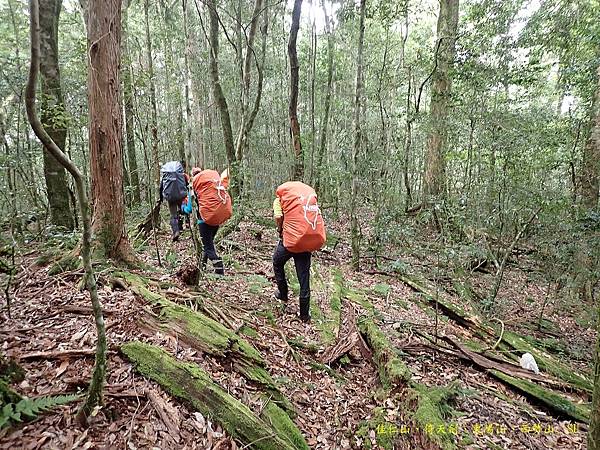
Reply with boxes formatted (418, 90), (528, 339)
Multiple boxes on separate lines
(161, 161), (187, 202)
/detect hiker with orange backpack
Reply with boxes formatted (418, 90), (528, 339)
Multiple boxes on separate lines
(191, 167), (232, 275)
(273, 181), (326, 323)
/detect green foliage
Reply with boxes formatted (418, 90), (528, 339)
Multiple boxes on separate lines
(0, 393), (80, 429)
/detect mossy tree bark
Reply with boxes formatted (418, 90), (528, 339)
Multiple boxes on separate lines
(26, 0), (106, 425)
(87, 0), (133, 261)
(38, 0), (74, 230)
(122, 342), (308, 450)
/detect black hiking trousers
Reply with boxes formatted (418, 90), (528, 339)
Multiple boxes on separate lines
(168, 201), (182, 236)
(199, 222), (224, 275)
(273, 241), (311, 318)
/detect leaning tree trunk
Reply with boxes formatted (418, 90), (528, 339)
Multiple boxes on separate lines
(422, 0), (459, 203)
(38, 0), (74, 230)
(27, 0), (106, 425)
(87, 0), (132, 261)
(288, 0), (303, 181)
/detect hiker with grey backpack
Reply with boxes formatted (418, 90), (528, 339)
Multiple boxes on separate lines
(159, 160), (190, 241)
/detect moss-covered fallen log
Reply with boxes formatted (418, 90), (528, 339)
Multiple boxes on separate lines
(359, 317), (457, 450)
(115, 271), (294, 414)
(358, 318), (411, 389)
(396, 272), (592, 393)
(259, 396), (309, 450)
(490, 370), (590, 423)
(122, 342), (307, 450)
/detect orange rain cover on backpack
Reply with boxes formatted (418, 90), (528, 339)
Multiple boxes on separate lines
(276, 181), (326, 253)
(192, 169), (232, 226)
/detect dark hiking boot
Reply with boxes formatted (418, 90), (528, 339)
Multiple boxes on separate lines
(274, 289), (288, 301)
(170, 218), (180, 242)
(214, 260), (225, 276)
(299, 297), (310, 323)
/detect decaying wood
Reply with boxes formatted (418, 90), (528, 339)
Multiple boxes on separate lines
(116, 271), (295, 415)
(146, 388), (181, 443)
(121, 341), (308, 450)
(395, 271), (593, 393)
(19, 349), (106, 360)
(321, 301), (371, 364)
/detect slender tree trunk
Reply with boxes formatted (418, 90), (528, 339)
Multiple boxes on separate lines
(315, 0), (333, 195)
(87, 0), (132, 260)
(38, 0), (74, 230)
(144, 0), (160, 186)
(422, 0), (459, 203)
(587, 64), (600, 450)
(288, 0), (303, 181)
(350, 0), (366, 270)
(581, 65), (600, 209)
(27, 0), (106, 425)
(202, 0), (237, 193)
(234, 0), (264, 174)
(122, 0), (141, 205)
(308, 11), (317, 183)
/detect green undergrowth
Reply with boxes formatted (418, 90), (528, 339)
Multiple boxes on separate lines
(0, 389), (81, 429)
(48, 253), (80, 275)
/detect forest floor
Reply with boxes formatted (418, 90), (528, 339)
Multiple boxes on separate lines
(0, 209), (594, 449)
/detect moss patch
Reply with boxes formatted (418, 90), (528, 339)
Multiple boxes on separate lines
(259, 397), (309, 449)
(121, 342), (302, 450)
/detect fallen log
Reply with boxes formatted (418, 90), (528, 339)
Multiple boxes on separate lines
(115, 271), (294, 415)
(359, 316), (457, 450)
(358, 318), (411, 389)
(395, 272), (593, 393)
(490, 370), (590, 423)
(19, 349), (103, 360)
(121, 341), (307, 450)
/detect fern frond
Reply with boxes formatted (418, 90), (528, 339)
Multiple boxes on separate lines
(1, 393), (81, 429)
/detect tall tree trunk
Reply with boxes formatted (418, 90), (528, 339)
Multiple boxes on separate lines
(587, 64), (600, 450)
(203, 0), (237, 193)
(350, 0), (366, 270)
(122, 0), (141, 205)
(288, 0), (303, 181)
(87, 0), (132, 261)
(422, 0), (459, 203)
(38, 0), (74, 230)
(144, 0), (160, 187)
(314, 0), (333, 195)
(27, 0), (106, 425)
(581, 65), (600, 209)
(234, 0), (264, 167)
